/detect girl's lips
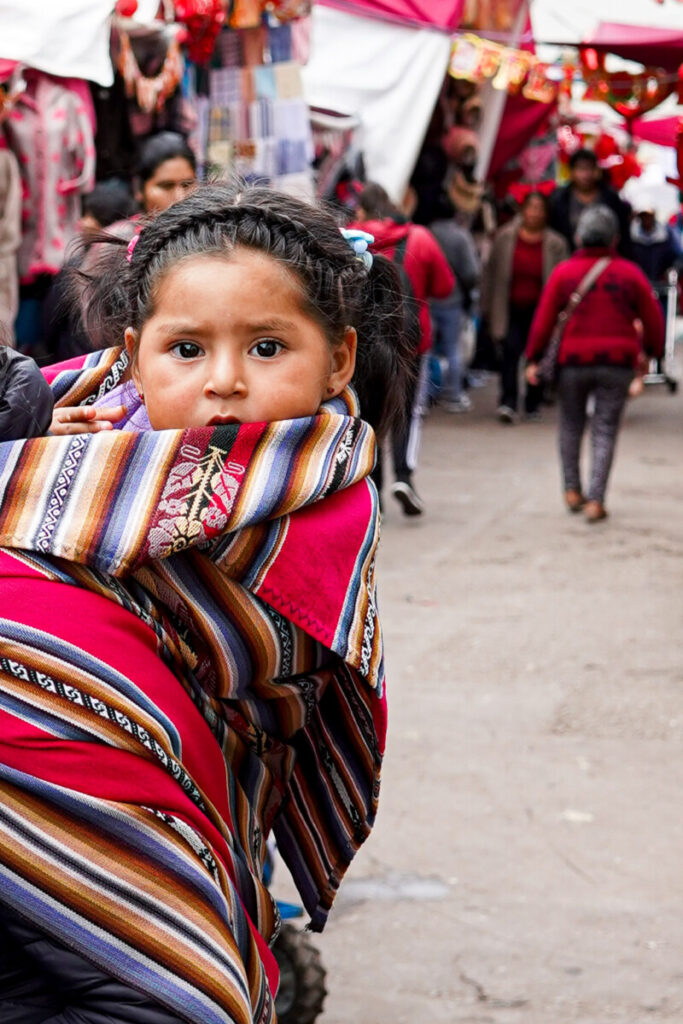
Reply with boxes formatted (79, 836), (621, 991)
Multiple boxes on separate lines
(207, 414), (240, 425)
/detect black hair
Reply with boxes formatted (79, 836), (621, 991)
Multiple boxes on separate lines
(136, 132), (197, 186)
(77, 182), (412, 439)
(569, 147), (598, 171)
(358, 183), (405, 223)
(82, 179), (137, 227)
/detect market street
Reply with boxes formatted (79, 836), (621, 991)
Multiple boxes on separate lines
(279, 376), (683, 1024)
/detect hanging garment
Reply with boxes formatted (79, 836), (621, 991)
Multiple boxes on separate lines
(3, 72), (95, 283)
(0, 146), (20, 341)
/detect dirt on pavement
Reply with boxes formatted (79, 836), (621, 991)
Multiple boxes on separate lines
(274, 377), (683, 1024)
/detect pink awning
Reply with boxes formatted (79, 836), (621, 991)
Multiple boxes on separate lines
(317, 0), (465, 32)
(585, 22), (683, 71)
(630, 116), (681, 148)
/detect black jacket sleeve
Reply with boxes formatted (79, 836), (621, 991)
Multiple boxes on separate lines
(0, 347), (54, 440)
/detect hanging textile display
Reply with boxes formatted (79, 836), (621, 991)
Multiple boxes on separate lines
(1, 68), (95, 283)
(0, 79), (21, 343)
(117, 30), (184, 113)
(189, 16), (314, 194)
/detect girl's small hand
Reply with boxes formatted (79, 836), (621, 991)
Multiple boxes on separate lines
(525, 363), (540, 386)
(50, 405), (127, 435)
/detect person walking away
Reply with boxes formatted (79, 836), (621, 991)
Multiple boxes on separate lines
(481, 191), (568, 423)
(549, 148), (632, 257)
(429, 181), (480, 413)
(351, 182), (454, 516)
(526, 205), (664, 523)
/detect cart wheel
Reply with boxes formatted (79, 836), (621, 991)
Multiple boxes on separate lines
(667, 379), (678, 394)
(273, 923), (327, 1024)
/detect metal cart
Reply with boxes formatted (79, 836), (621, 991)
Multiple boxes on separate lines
(643, 267), (679, 393)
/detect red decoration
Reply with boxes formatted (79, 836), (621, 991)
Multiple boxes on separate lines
(174, 0), (225, 64)
(508, 179), (555, 205)
(580, 49), (673, 121)
(665, 119), (683, 189)
(595, 132), (641, 190)
(115, 0), (138, 14)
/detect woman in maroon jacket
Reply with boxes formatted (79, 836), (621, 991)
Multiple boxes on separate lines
(526, 205), (664, 522)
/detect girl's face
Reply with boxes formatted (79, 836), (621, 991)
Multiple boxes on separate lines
(126, 250), (357, 430)
(139, 157), (197, 214)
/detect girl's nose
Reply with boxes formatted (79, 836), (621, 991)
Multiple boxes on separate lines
(204, 354), (246, 398)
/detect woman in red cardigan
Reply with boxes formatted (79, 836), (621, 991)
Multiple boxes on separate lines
(526, 205), (664, 522)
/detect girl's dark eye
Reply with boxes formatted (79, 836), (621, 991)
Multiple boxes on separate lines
(252, 339), (282, 359)
(171, 342), (202, 359)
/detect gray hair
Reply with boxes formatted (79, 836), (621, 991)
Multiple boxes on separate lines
(575, 204), (619, 249)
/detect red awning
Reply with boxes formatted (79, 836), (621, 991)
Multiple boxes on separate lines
(585, 22), (683, 71)
(317, 0), (465, 32)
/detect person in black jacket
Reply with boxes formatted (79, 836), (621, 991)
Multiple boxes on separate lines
(549, 149), (632, 257)
(0, 346), (53, 440)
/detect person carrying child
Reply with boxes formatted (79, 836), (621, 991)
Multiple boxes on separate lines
(0, 344), (53, 440)
(0, 183), (411, 1023)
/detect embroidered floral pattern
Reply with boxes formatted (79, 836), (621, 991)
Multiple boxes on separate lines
(148, 444), (245, 560)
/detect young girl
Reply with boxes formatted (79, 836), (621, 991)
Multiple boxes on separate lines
(0, 183), (409, 1024)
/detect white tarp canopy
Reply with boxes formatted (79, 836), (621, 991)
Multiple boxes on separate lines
(301, 5), (452, 202)
(531, 0), (683, 52)
(0, 0), (114, 85)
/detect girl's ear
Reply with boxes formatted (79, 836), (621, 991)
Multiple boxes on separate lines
(327, 327), (358, 398)
(124, 327), (143, 398)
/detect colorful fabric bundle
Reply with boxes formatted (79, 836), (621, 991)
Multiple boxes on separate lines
(0, 349), (385, 1023)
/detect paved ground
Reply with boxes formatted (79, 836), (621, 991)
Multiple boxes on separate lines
(275, 375), (683, 1024)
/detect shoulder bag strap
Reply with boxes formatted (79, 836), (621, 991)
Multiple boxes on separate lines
(557, 256), (611, 329)
(538, 257), (611, 384)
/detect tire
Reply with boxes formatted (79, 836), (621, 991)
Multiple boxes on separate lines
(667, 379), (678, 394)
(273, 923), (327, 1024)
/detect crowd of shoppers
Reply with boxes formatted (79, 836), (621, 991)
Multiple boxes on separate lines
(351, 141), (670, 523)
(0, 138), (673, 526)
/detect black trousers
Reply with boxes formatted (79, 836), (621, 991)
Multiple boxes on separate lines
(0, 904), (186, 1024)
(372, 354), (423, 492)
(499, 305), (543, 414)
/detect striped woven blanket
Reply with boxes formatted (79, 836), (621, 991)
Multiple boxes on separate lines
(0, 349), (385, 1023)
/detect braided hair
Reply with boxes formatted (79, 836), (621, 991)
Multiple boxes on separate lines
(78, 182), (412, 438)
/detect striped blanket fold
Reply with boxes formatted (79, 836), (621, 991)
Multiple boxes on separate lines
(0, 349), (386, 1024)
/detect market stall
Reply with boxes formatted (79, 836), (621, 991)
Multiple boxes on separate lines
(0, 0), (315, 349)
